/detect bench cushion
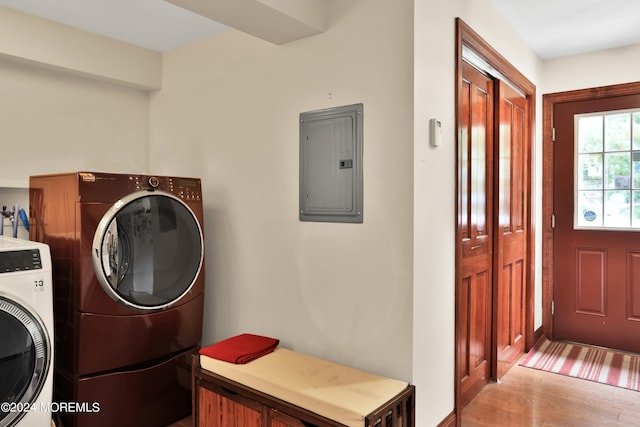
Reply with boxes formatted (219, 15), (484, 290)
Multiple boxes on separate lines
(200, 347), (409, 427)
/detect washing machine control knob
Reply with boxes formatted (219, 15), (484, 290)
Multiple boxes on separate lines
(148, 176), (160, 188)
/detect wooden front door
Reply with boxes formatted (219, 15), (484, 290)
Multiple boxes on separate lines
(457, 61), (494, 406)
(494, 81), (529, 378)
(553, 93), (640, 353)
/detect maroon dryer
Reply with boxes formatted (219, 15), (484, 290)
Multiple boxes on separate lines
(29, 172), (205, 427)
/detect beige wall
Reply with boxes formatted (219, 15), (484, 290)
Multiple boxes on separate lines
(0, 6), (155, 188)
(0, 6), (161, 90)
(149, 0), (414, 381)
(0, 58), (149, 186)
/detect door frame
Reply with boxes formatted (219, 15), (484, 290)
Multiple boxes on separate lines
(541, 81), (640, 339)
(455, 18), (536, 421)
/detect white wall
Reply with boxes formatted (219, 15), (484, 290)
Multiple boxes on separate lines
(542, 44), (640, 94)
(149, 0), (414, 381)
(413, 0), (542, 424)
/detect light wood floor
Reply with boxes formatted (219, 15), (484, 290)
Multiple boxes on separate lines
(461, 361), (640, 427)
(169, 361), (640, 427)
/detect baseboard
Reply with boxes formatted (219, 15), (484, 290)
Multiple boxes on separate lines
(437, 411), (456, 427)
(531, 325), (545, 348)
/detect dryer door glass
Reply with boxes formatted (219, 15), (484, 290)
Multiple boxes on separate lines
(93, 191), (203, 310)
(0, 297), (49, 426)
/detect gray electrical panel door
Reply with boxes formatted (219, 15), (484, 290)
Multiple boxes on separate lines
(299, 103), (363, 223)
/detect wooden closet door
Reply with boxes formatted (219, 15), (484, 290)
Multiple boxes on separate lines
(494, 80), (529, 378)
(457, 61), (494, 407)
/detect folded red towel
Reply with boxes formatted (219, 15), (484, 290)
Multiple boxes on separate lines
(200, 333), (279, 364)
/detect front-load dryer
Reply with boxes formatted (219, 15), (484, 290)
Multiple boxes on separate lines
(0, 236), (53, 427)
(29, 172), (205, 427)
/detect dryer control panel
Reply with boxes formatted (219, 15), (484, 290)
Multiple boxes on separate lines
(129, 175), (202, 202)
(42, 172), (203, 204)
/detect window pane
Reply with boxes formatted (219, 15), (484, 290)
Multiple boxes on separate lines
(604, 190), (630, 227)
(633, 151), (640, 189)
(633, 191), (640, 228)
(577, 115), (603, 153)
(576, 190), (603, 227)
(577, 153), (603, 189)
(575, 110), (640, 230)
(634, 112), (640, 150)
(605, 113), (631, 151)
(605, 152), (630, 189)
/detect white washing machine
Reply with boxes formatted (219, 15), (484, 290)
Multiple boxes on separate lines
(0, 237), (53, 427)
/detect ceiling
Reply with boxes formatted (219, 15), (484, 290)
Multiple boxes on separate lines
(0, 0), (229, 52)
(489, 0), (640, 59)
(0, 0), (639, 58)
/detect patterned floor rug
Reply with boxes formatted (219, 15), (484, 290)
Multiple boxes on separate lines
(520, 337), (640, 392)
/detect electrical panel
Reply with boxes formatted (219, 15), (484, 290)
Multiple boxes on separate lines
(299, 104), (363, 223)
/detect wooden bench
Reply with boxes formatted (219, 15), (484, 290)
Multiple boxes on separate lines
(192, 347), (415, 427)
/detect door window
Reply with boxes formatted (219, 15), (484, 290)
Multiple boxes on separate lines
(0, 297), (49, 426)
(93, 192), (203, 310)
(575, 109), (640, 229)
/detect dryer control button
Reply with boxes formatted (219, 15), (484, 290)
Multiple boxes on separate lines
(148, 177), (160, 188)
